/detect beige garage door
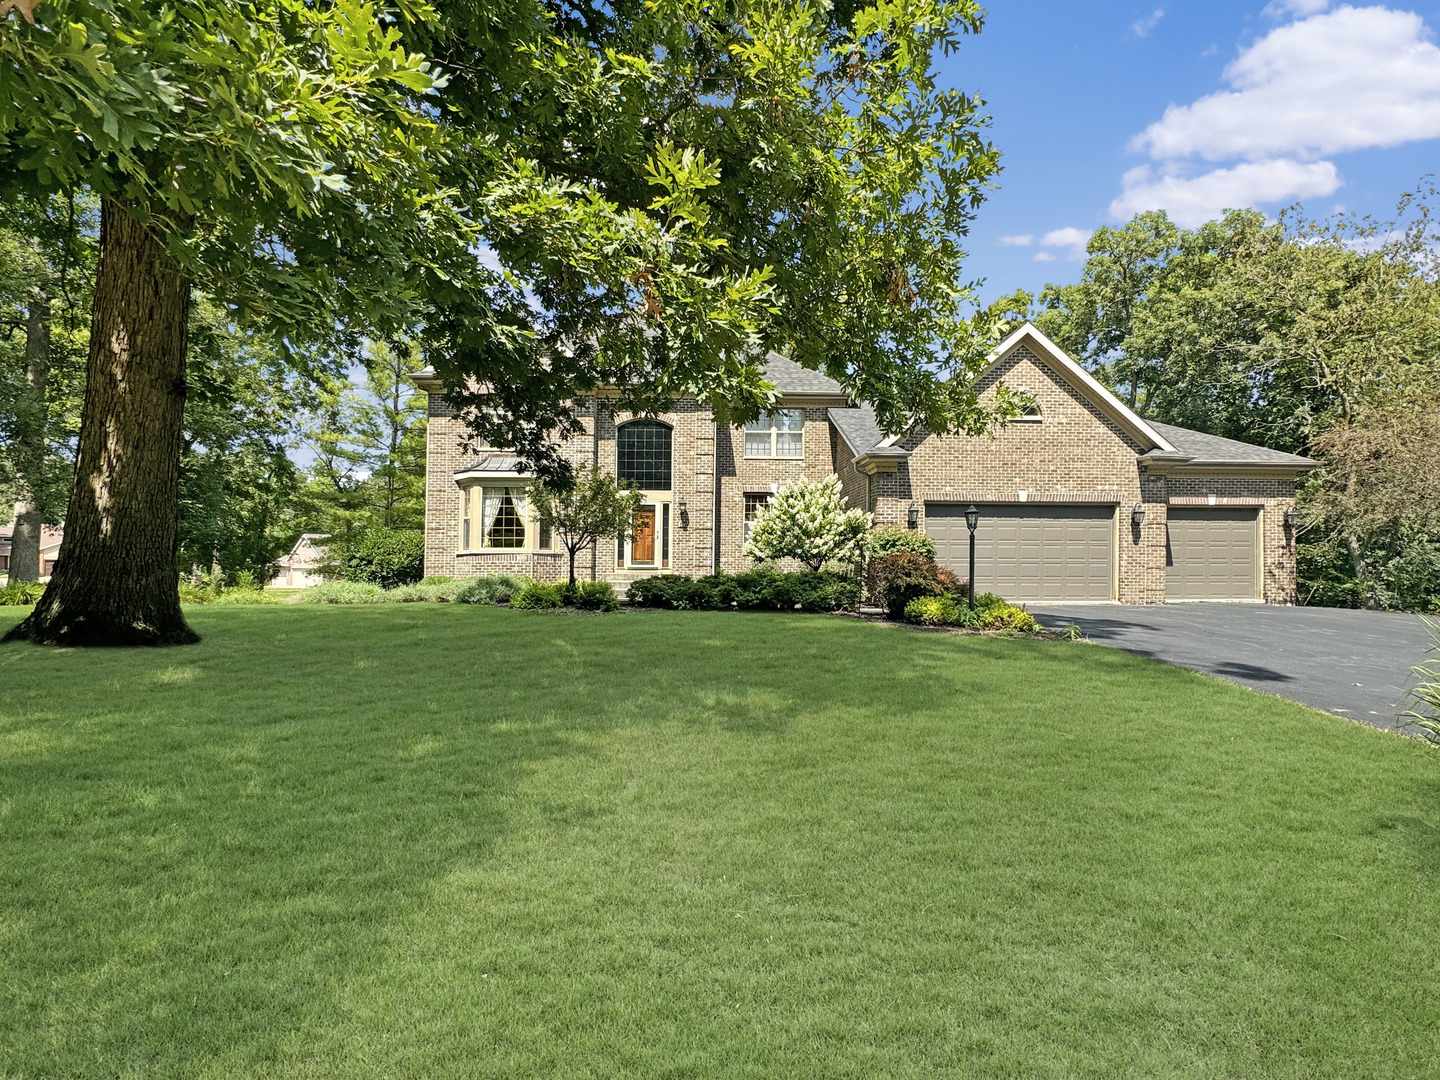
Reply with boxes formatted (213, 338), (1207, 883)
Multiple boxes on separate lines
(927, 504), (1114, 602)
(1166, 507), (1259, 600)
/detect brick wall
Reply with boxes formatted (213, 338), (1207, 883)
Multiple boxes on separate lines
(715, 406), (837, 573)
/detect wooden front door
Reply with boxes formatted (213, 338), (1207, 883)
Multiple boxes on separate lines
(631, 506), (657, 564)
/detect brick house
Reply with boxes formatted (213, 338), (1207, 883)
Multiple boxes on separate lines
(414, 323), (1316, 604)
(0, 522), (63, 583)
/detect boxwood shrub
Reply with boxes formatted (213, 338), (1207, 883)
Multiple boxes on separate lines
(627, 569), (858, 612)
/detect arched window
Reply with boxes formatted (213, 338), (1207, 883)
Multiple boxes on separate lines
(1016, 401), (1043, 422)
(617, 420), (672, 490)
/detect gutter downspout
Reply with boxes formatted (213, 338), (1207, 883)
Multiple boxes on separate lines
(713, 418), (722, 574)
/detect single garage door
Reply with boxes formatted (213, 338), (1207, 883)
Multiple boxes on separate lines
(1165, 507), (1259, 600)
(927, 504), (1114, 602)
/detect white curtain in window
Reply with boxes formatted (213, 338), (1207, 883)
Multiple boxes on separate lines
(482, 487), (502, 538)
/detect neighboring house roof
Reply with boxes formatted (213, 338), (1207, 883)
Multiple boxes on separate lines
(1147, 421), (1317, 468)
(0, 523), (64, 557)
(276, 533), (329, 569)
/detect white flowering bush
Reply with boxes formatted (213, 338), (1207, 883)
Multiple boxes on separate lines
(743, 474), (871, 571)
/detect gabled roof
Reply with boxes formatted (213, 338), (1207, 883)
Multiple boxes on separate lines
(1147, 421), (1317, 468)
(988, 323), (1177, 454)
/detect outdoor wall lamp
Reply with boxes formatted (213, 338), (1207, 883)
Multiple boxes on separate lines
(907, 503), (919, 530)
(1131, 505), (1146, 527)
(1284, 506), (1298, 528)
(676, 497), (687, 512)
(964, 505), (979, 610)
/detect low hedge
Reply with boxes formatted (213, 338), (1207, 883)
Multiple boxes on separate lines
(510, 580), (620, 612)
(627, 569), (859, 612)
(903, 589), (1042, 632)
(454, 575), (534, 606)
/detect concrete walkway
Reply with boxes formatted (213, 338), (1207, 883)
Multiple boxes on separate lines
(1027, 603), (1435, 731)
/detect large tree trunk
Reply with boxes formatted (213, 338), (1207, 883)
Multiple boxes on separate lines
(5, 198), (197, 646)
(8, 289), (51, 583)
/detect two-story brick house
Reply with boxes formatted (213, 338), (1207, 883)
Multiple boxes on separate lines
(413, 323), (1316, 604)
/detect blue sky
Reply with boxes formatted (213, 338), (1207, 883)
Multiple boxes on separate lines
(945, 0), (1440, 304)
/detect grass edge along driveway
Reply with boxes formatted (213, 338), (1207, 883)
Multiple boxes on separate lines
(1, 605), (1437, 1079)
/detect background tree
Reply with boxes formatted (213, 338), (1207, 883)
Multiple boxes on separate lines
(529, 467), (644, 587)
(744, 474), (870, 572)
(176, 300), (310, 583)
(295, 343), (427, 545)
(1, 0), (454, 644)
(0, 194), (92, 581)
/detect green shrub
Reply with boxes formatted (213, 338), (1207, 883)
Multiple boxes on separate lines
(867, 526), (937, 562)
(296, 581), (384, 604)
(0, 581), (45, 606)
(626, 570), (857, 612)
(177, 582), (216, 604)
(333, 528), (425, 589)
(904, 595), (963, 626)
(974, 592), (1007, 613)
(867, 551), (944, 618)
(383, 577), (464, 603)
(980, 601), (1041, 633)
(572, 581), (619, 612)
(510, 582), (567, 609)
(210, 588), (284, 605)
(454, 575), (533, 606)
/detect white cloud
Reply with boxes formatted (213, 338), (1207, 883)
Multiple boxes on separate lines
(1039, 226), (1094, 259)
(1134, 6), (1440, 162)
(1109, 159), (1341, 226)
(1033, 251), (1058, 263)
(1264, 0), (1330, 17)
(998, 234), (1035, 246)
(1133, 8), (1165, 36)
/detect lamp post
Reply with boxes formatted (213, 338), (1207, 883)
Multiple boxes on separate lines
(963, 504), (979, 611)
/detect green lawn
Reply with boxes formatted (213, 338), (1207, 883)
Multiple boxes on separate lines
(1, 606), (1437, 1079)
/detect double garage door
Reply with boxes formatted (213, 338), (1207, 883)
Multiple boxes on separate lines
(927, 504), (1114, 603)
(927, 503), (1261, 602)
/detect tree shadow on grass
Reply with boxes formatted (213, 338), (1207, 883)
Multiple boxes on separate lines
(0, 605), (821, 1076)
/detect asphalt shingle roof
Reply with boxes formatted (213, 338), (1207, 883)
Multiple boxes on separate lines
(827, 404), (892, 455)
(1148, 421), (1317, 467)
(762, 353), (846, 397)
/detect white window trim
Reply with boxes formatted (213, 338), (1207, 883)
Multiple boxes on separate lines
(743, 410), (805, 459)
(457, 479), (557, 554)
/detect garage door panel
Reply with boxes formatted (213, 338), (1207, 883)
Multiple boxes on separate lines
(1166, 508), (1258, 600)
(927, 504), (1114, 603)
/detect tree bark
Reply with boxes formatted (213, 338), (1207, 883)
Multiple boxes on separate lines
(8, 289), (51, 583)
(5, 198), (198, 646)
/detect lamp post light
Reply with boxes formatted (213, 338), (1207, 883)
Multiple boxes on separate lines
(963, 504), (979, 611)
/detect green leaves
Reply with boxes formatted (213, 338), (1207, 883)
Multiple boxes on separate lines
(1, 0), (458, 342)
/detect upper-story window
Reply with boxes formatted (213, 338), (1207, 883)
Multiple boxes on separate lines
(744, 410), (804, 458)
(1014, 402), (1043, 422)
(617, 420), (672, 490)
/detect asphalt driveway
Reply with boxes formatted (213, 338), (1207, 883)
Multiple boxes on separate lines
(1027, 603), (1435, 731)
